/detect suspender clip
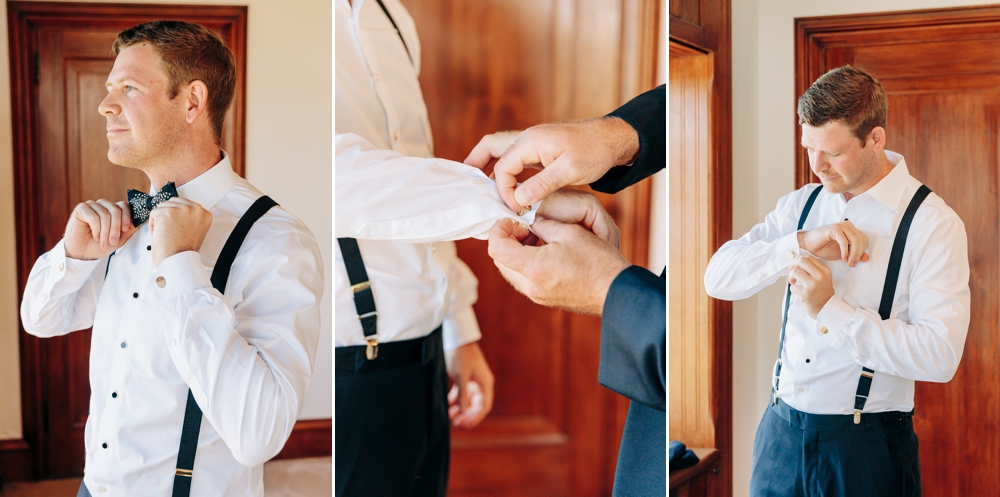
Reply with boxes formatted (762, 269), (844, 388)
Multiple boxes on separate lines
(351, 281), (371, 294)
(772, 392), (778, 405)
(366, 337), (379, 360)
(175, 468), (193, 477)
(853, 410), (861, 425)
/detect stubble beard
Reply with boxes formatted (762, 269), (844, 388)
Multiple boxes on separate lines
(107, 118), (187, 174)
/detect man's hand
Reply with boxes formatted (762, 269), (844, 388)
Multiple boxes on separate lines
(789, 255), (835, 319)
(488, 218), (630, 315)
(149, 198), (212, 267)
(446, 341), (494, 428)
(797, 221), (870, 266)
(64, 200), (138, 260)
(464, 117), (639, 212)
(535, 189), (619, 248)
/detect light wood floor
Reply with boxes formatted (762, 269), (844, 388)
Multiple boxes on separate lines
(0, 457), (331, 497)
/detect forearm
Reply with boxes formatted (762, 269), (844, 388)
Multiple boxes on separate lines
(151, 241), (323, 467)
(704, 231), (801, 301)
(20, 239), (103, 337)
(335, 132), (536, 242)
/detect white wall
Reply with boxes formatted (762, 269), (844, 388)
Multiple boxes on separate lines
(731, 1), (996, 495)
(0, 0), (333, 440)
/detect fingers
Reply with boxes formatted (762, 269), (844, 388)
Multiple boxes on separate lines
(491, 140), (538, 212)
(512, 155), (575, 208)
(529, 219), (587, 246)
(463, 131), (521, 170)
(95, 199), (123, 246)
(487, 219), (537, 272)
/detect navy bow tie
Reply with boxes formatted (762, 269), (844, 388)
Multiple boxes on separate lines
(127, 182), (178, 227)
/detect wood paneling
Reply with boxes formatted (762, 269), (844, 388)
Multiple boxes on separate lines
(796, 7), (1000, 495)
(669, 0), (732, 494)
(10, 2), (247, 479)
(0, 439), (32, 484)
(401, 0), (659, 494)
(273, 419), (333, 461)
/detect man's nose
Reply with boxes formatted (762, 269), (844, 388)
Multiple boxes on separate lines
(98, 92), (119, 116)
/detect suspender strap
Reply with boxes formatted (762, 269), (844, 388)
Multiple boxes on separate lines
(172, 195), (277, 497)
(853, 184), (931, 421)
(773, 185), (823, 400)
(374, 0), (413, 64)
(337, 238), (380, 360)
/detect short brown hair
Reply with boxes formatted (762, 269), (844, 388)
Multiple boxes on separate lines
(113, 20), (236, 143)
(797, 65), (887, 143)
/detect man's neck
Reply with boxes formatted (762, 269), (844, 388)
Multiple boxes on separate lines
(146, 145), (223, 191)
(843, 153), (895, 202)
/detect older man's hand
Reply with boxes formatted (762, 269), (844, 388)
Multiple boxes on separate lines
(488, 217), (630, 315)
(464, 117), (639, 212)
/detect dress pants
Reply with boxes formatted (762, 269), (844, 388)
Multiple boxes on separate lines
(77, 481), (91, 497)
(335, 327), (449, 497)
(750, 399), (921, 497)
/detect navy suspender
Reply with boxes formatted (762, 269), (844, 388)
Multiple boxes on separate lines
(374, 0), (412, 64)
(171, 195), (277, 497)
(337, 238), (380, 359)
(773, 185), (823, 401)
(852, 184), (932, 422)
(771, 184), (933, 424)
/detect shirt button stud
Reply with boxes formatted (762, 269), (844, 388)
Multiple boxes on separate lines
(146, 245), (151, 251)
(156, 276), (166, 288)
(393, 132), (399, 142)
(805, 358), (811, 363)
(132, 292), (139, 299)
(787, 252), (796, 259)
(101, 442), (108, 449)
(111, 392), (117, 399)
(820, 326), (829, 334)
(120, 341), (127, 348)
(58, 262), (65, 271)
(798, 387), (804, 393)
(98, 486), (107, 492)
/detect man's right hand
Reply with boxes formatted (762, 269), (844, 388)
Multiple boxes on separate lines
(797, 220), (870, 267)
(64, 200), (137, 260)
(463, 117), (639, 212)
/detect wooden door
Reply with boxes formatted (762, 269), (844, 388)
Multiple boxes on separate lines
(10, 3), (246, 479)
(796, 7), (1000, 495)
(400, 1), (660, 495)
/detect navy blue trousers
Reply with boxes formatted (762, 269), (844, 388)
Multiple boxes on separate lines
(335, 329), (449, 497)
(613, 401), (666, 496)
(750, 399), (920, 497)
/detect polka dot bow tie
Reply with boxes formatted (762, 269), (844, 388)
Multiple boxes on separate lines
(127, 182), (178, 227)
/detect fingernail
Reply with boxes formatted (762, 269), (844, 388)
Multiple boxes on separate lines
(518, 222), (529, 230)
(515, 189), (535, 207)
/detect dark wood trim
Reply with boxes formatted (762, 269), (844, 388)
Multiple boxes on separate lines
(0, 439), (32, 484)
(670, 0), (732, 493)
(273, 418), (332, 460)
(793, 5), (1000, 187)
(8, 2), (247, 479)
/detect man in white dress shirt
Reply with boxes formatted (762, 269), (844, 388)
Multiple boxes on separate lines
(705, 65), (970, 496)
(20, 21), (323, 497)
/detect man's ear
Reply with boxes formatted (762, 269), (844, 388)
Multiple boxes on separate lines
(184, 80), (209, 124)
(867, 126), (886, 151)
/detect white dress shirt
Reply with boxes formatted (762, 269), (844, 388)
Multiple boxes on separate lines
(335, 0), (533, 350)
(705, 152), (970, 414)
(21, 154), (324, 496)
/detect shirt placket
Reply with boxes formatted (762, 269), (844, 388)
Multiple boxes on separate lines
(357, 24), (405, 152)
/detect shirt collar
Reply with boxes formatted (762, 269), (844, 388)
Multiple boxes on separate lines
(154, 151), (238, 211)
(861, 150), (908, 211)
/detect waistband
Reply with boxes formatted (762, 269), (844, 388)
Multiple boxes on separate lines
(335, 326), (442, 377)
(770, 398), (914, 431)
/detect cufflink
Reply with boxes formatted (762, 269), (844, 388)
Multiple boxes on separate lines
(517, 204), (532, 217)
(819, 326), (828, 335)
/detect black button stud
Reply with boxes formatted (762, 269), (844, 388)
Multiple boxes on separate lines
(102, 443), (108, 449)
(120, 342), (127, 348)
(111, 392), (118, 399)
(146, 245), (151, 251)
(806, 359), (811, 363)
(132, 292), (139, 299)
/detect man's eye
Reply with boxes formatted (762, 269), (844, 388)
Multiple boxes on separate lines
(124, 86), (135, 93)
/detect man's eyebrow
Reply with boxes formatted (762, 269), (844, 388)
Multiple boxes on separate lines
(105, 77), (135, 87)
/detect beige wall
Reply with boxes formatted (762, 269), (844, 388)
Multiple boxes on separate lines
(730, 1), (997, 495)
(0, 0), (333, 440)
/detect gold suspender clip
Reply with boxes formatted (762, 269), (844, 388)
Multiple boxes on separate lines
(175, 468), (193, 477)
(366, 337), (379, 360)
(853, 410), (861, 425)
(351, 281), (371, 294)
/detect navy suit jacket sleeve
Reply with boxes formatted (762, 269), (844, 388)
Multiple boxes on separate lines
(598, 266), (666, 411)
(590, 84), (665, 194)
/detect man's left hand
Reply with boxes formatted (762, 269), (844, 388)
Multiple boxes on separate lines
(149, 198), (213, 267)
(488, 218), (630, 315)
(788, 255), (835, 319)
(446, 341), (495, 428)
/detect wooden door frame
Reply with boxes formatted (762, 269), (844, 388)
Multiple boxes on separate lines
(8, 2), (247, 479)
(794, 4), (1000, 188)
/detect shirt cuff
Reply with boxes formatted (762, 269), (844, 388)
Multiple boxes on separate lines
(151, 250), (212, 301)
(442, 306), (483, 351)
(49, 240), (102, 286)
(816, 295), (856, 343)
(776, 231), (802, 267)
